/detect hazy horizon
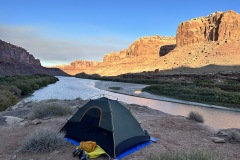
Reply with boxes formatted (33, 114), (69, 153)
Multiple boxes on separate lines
(1, 0), (240, 66)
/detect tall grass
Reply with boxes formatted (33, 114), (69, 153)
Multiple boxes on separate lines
(20, 127), (66, 153)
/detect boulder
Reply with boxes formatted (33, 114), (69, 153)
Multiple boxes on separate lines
(31, 119), (42, 125)
(2, 116), (24, 125)
(211, 137), (226, 143)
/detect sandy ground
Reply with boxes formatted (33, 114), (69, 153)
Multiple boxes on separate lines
(0, 99), (240, 160)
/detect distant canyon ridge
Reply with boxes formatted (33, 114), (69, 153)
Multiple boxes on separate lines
(56, 10), (240, 76)
(0, 40), (67, 77)
(1, 10), (240, 77)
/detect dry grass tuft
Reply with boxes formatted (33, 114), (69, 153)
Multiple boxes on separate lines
(20, 127), (66, 153)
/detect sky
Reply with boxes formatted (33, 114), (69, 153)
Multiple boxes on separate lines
(0, 0), (240, 66)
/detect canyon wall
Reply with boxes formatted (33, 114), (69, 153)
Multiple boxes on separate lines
(55, 60), (101, 75)
(176, 10), (240, 47)
(103, 36), (176, 63)
(0, 40), (41, 66)
(0, 40), (68, 77)
(57, 35), (176, 75)
(56, 10), (240, 76)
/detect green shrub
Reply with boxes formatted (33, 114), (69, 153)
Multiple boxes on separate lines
(188, 111), (204, 123)
(29, 82), (40, 90)
(75, 73), (240, 109)
(143, 84), (240, 108)
(0, 74), (59, 110)
(148, 150), (219, 160)
(7, 85), (22, 97)
(29, 103), (73, 119)
(20, 127), (66, 153)
(0, 90), (19, 111)
(15, 82), (34, 95)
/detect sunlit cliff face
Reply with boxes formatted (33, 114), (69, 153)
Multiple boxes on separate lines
(55, 10), (240, 76)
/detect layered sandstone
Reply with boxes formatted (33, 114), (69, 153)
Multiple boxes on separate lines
(0, 40), (68, 77)
(56, 10), (240, 76)
(103, 36), (176, 63)
(124, 36), (175, 58)
(176, 10), (240, 47)
(56, 60), (101, 75)
(57, 36), (176, 75)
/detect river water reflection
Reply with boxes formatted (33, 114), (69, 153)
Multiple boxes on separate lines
(25, 77), (240, 129)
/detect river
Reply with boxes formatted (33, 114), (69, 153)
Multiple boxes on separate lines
(24, 76), (240, 129)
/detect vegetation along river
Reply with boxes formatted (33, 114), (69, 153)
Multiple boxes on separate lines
(24, 76), (240, 129)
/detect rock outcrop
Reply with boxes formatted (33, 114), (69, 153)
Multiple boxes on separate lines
(176, 10), (240, 47)
(103, 36), (176, 63)
(124, 36), (175, 58)
(0, 40), (41, 66)
(0, 40), (68, 77)
(103, 52), (122, 63)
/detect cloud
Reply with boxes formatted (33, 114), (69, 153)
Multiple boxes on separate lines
(0, 24), (130, 66)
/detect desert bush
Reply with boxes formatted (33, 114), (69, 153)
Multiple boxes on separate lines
(20, 127), (66, 153)
(29, 103), (73, 119)
(148, 150), (219, 160)
(188, 111), (204, 123)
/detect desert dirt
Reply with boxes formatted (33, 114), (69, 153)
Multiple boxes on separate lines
(0, 99), (239, 160)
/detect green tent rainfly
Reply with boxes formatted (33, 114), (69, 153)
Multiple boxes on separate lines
(60, 97), (150, 158)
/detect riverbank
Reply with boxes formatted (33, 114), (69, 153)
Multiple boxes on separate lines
(0, 99), (239, 160)
(94, 80), (240, 112)
(19, 76), (240, 129)
(76, 71), (240, 110)
(0, 74), (59, 111)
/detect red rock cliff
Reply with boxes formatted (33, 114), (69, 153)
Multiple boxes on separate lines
(102, 35), (176, 63)
(176, 10), (240, 47)
(0, 40), (68, 77)
(55, 60), (101, 75)
(57, 35), (176, 75)
(56, 10), (240, 76)
(0, 40), (41, 66)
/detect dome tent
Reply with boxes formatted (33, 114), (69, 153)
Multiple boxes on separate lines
(60, 96), (150, 158)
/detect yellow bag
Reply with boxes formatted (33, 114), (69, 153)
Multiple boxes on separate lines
(79, 141), (97, 152)
(86, 145), (108, 158)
